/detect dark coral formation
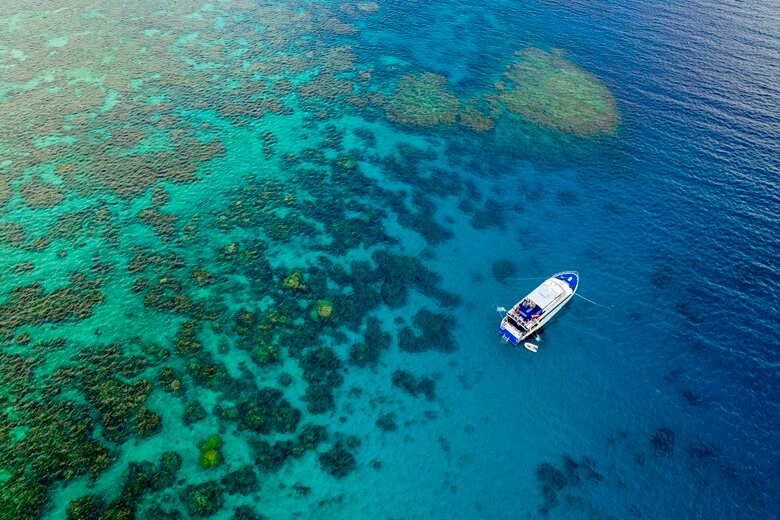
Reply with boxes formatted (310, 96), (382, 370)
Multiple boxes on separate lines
(239, 388), (301, 434)
(222, 465), (260, 495)
(349, 317), (391, 367)
(398, 309), (457, 353)
(319, 444), (357, 479)
(375, 412), (398, 432)
(180, 481), (225, 518)
(231, 505), (268, 520)
(391, 370), (436, 400)
(651, 426), (676, 455)
(301, 347), (344, 414)
(491, 259), (519, 284)
(535, 455), (602, 515)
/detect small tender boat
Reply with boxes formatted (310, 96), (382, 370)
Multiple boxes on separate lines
(524, 342), (539, 353)
(498, 271), (578, 345)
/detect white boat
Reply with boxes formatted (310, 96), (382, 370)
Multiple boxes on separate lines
(498, 272), (578, 345)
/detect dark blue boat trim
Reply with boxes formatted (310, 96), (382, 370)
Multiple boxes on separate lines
(498, 327), (520, 345)
(555, 272), (578, 291)
(517, 303), (542, 320)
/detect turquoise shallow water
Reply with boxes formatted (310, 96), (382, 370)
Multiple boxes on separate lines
(1, 0), (778, 519)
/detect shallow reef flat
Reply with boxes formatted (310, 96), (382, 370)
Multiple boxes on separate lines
(0, 0), (635, 519)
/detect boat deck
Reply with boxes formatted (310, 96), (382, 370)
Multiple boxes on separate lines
(515, 301), (542, 320)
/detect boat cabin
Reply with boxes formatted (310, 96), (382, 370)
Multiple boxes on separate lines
(513, 282), (564, 321)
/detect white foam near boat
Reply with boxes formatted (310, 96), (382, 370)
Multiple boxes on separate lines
(498, 271), (579, 346)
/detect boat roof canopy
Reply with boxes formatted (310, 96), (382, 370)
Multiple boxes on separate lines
(528, 282), (563, 308)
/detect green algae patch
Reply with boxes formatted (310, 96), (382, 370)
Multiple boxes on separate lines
(336, 154), (357, 170)
(497, 48), (619, 136)
(198, 434), (223, 470)
(198, 449), (222, 470)
(385, 72), (459, 127)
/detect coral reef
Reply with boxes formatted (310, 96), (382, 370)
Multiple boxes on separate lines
(198, 434), (224, 470)
(0, 283), (104, 339)
(459, 105), (495, 132)
(0, 0), (472, 513)
(651, 426), (675, 455)
(301, 347), (344, 414)
(221, 465), (260, 495)
(312, 299), (334, 320)
(495, 48), (620, 136)
(251, 423), (328, 472)
(66, 494), (104, 520)
(535, 455), (602, 515)
(20, 178), (65, 209)
(251, 341), (281, 366)
(385, 72), (459, 127)
(180, 481), (225, 518)
(184, 401), (208, 425)
(376, 412), (398, 432)
(133, 407), (162, 438)
(231, 505), (268, 520)
(398, 309), (457, 353)
(349, 317), (391, 367)
(239, 389), (301, 434)
(319, 444), (357, 479)
(491, 259), (519, 284)
(391, 370), (436, 400)
(282, 269), (307, 291)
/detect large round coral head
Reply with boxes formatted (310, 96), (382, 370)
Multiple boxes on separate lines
(316, 300), (334, 319)
(198, 449), (221, 469)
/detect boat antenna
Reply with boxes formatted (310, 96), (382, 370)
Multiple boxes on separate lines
(574, 293), (612, 308)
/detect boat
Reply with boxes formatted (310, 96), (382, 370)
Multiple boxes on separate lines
(498, 271), (579, 345)
(524, 342), (539, 353)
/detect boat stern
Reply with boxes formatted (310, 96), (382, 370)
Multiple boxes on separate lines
(498, 323), (521, 345)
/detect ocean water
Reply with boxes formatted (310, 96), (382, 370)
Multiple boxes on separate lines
(0, 0), (778, 519)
